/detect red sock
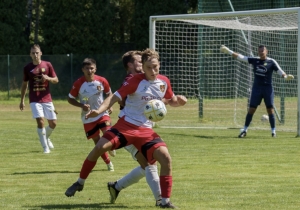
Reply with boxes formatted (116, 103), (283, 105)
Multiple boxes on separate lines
(80, 158), (97, 179)
(101, 152), (110, 164)
(160, 175), (172, 198)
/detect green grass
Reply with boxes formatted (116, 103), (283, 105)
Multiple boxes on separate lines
(0, 100), (300, 209)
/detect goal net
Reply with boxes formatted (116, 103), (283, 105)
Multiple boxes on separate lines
(149, 8), (300, 133)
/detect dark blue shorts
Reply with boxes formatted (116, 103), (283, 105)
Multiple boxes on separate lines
(249, 85), (274, 108)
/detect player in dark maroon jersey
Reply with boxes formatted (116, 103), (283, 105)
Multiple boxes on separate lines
(19, 44), (59, 154)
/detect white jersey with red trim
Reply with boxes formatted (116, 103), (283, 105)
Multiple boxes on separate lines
(69, 75), (111, 124)
(115, 74), (174, 127)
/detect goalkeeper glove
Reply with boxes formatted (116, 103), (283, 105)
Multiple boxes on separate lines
(284, 74), (294, 81)
(220, 45), (234, 55)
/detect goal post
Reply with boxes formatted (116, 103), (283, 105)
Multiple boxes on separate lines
(149, 7), (300, 135)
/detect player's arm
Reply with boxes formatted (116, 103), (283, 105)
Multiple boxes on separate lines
(67, 95), (90, 112)
(41, 74), (59, 84)
(86, 94), (120, 118)
(105, 91), (114, 114)
(220, 45), (248, 62)
(19, 81), (28, 111)
(274, 60), (294, 81)
(166, 95), (187, 107)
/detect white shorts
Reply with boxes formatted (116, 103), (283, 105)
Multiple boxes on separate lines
(124, 144), (138, 161)
(30, 102), (57, 120)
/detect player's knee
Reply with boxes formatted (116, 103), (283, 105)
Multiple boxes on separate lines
(266, 105), (273, 109)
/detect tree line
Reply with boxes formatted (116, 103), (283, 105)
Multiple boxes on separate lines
(0, 0), (198, 55)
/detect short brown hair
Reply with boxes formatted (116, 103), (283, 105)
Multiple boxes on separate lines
(31, 44), (41, 51)
(82, 58), (96, 68)
(141, 48), (159, 64)
(122, 50), (142, 70)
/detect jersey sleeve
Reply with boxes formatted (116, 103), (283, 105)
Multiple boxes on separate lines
(47, 62), (57, 77)
(160, 75), (174, 99)
(100, 77), (111, 94)
(115, 75), (141, 100)
(69, 80), (80, 98)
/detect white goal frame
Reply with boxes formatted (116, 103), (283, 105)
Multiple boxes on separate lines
(149, 7), (300, 136)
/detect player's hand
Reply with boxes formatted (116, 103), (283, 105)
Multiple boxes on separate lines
(19, 102), (25, 111)
(220, 45), (231, 54)
(107, 107), (113, 115)
(177, 95), (187, 106)
(284, 74), (294, 81)
(82, 104), (90, 112)
(85, 109), (100, 119)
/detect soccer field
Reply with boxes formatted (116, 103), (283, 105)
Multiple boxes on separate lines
(0, 100), (299, 210)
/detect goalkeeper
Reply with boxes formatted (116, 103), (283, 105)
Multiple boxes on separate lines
(220, 45), (294, 138)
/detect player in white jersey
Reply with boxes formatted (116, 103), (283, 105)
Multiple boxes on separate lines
(108, 50), (162, 206)
(65, 49), (187, 209)
(67, 58), (115, 171)
(220, 45), (294, 137)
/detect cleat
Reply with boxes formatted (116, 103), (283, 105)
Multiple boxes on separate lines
(107, 162), (114, 172)
(272, 133), (276, 138)
(43, 147), (50, 154)
(159, 202), (177, 209)
(65, 182), (84, 197)
(107, 182), (120, 204)
(108, 150), (116, 157)
(47, 139), (54, 149)
(156, 199), (162, 206)
(238, 130), (247, 138)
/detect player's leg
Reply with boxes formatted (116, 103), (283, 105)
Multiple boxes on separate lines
(30, 102), (49, 153)
(43, 102), (57, 149)
(98, 115), (116, 157)
(263, 86), (276, 137)
(65, 136), (113, 197)
(239, 87), (261, 138)
(152, 145), (176, 208)
(92, 136), (114, 171)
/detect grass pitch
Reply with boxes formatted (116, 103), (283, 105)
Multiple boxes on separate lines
(0, 100), (299, 210)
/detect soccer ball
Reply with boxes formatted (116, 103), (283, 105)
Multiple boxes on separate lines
(144, 99), (167, 122)
(261, 114), (269, 122)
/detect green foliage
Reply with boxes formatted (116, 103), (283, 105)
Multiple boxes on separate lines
(41, 0), (116, 54)
(0, 0), (29, 54)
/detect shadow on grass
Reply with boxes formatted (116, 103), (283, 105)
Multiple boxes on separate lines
(27, 203), (128, 209)
(10, 169), (105, 175)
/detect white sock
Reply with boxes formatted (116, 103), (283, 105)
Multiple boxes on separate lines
(162, 198), (170, 205)
(37, 128), (48, 148)
(45, 126), (54, 139)
(77, 178), (85, 185)
(145, 165), (161, 201)
(115, 166), (145, 191)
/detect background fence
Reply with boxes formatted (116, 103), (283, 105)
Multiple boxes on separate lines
(0, 54), (126, 100)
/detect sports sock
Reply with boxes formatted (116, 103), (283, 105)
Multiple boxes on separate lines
(79, 158), (97, 179)
(245, 113), (253, 127)
(45, 126), (54, 139)
(115, 166), (145, 191)
(37, 128), (48, 148)
(160, 175), (172, 205)
(145, 165), (161, 201)
(101, 152), (110, 164)
(77, 178), (85, 185)
(269, 113), (276, 130)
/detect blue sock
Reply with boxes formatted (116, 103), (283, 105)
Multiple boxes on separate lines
(245, 113), (253, 127)
(269, 114), (276, 132)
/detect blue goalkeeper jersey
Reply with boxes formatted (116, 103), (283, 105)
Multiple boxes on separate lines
(248, 57), (281, 86)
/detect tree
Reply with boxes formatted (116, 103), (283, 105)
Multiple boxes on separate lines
(41, 0), (116, 54)
(0, 0), (29, 54)
(132, 0), (189, 50)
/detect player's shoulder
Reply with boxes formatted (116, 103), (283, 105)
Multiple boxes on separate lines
(94, 74), (108, 82)
(73, 76), (86, 86)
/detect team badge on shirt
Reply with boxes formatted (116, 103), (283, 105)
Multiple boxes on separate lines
(160, 85), (165, 92)
(97, 86), (103, 91)
(264, 63), (267, 66)
(41, 68), (45, 72)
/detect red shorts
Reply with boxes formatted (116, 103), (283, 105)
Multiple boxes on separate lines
(84, 115), (111, 139)
(103, 117), (166, 164)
